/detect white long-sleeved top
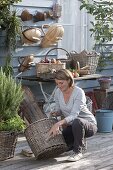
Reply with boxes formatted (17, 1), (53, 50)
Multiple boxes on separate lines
(54, 85), (97, 125)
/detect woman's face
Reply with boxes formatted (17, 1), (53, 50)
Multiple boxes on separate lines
(55, 79), (70, 92)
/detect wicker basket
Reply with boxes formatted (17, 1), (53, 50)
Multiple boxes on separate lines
(22, 28), (42, 44)
(36, 47), (71, 76)
(69, 50), (100, 74)
(25, 118), (67, 159)
(40, 24), (64, 48)
(0, 131), (18, 161)
(86, 96), (93, 113)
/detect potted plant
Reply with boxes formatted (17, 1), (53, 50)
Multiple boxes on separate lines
(0, 68), (25, 161)
(80, 0), (113, 70)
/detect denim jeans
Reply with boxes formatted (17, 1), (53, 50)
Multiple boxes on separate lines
(62, 118), (97, 153)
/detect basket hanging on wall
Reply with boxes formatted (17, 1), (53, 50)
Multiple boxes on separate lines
(22, 27), (42, 44)
(20, 9), (33, 21)
(40, 23), (64, 48)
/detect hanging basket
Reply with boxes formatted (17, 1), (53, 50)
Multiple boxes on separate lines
(25, 118), (67, 159)
(22, 28), (42, 44)
(40, 24), (64, 48)
(0, 131), (18, 161)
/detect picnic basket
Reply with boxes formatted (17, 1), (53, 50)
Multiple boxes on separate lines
(24, 118), (67, 159)
(0, 131), (18, 161)
(69, 50), (100, 74)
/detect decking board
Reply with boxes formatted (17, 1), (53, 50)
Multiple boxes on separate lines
(0, 132), (113, 170)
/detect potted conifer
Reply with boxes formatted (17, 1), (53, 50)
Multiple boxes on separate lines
(0, 68), (25, 161)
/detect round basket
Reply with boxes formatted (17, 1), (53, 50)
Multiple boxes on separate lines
(0, 131), (18, 161)
(40, 24), (64, 48)
(24, 118), (67, 159)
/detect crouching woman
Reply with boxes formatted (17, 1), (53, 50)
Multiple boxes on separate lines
(48, 69), (97, 162)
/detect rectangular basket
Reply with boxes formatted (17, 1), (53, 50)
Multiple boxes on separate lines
(69, 50), (100, 74)
(36, 63), (66, 74)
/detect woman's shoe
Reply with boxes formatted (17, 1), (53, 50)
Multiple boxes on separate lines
(67, 151), (83, 162)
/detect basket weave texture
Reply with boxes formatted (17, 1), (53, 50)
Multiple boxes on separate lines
(0, 131), (18, 161)
(69, 50), (100, 74)
(86, 96), (93, 113)
(41, 24), (64, 48)
(25, 118), (67, 159)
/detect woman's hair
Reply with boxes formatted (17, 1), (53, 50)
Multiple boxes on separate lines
(55, 69), (74, 87)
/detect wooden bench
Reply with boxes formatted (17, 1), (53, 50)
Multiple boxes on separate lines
(19, 86), (46, 124)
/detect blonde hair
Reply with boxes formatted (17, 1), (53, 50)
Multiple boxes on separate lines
(55, 69), (74, 87)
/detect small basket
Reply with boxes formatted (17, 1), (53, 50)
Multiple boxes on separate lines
(0, 131), (18, 161)
(24, 118), (67, 159)
(69, 50), (100, 74)
(36, 47), (71, 75)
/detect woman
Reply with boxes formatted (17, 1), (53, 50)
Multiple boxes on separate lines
(48, 69), (97, 162)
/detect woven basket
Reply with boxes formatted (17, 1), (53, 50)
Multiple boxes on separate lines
(86, 96), (92, 113)
(0, 131), (18, 161)
(25, 118), (67, 159)
(36, 47), (71, 76)
(20, 9), (33, 21)
(69, 50), (100, 74)
(40, 24), (64, 48)
(22, 28), (42, 44)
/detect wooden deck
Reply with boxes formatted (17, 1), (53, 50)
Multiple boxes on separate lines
(1, 132), (113, 170)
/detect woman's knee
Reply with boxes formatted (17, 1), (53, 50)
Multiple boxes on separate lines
(72, 118), (82, 129)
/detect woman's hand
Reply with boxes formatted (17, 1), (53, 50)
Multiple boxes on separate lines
(47, 119), (67, 139)
(50, 111), (59, 117)
(48, 122), (62, 138)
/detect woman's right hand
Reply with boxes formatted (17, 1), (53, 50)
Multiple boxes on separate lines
(50, 111), (59, 117)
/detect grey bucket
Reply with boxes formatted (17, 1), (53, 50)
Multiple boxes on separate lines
(96, 109), (113, 133)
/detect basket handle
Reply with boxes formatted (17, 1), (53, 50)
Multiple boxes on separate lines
(41, 24), (50, 36)
(44, 47), (71, 60)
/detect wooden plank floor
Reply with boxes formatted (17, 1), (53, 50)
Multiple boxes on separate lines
(1, 132), (113, 170)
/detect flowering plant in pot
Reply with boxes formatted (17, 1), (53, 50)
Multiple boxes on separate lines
(0, 68), (25, 161)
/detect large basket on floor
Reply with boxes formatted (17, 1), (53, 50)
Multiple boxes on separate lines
(25, 118), (67, 159)
(0, 131), (18, 161)
(69, 50), (100, 74)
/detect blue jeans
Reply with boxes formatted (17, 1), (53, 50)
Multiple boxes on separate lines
(62, 118), (97, 153)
